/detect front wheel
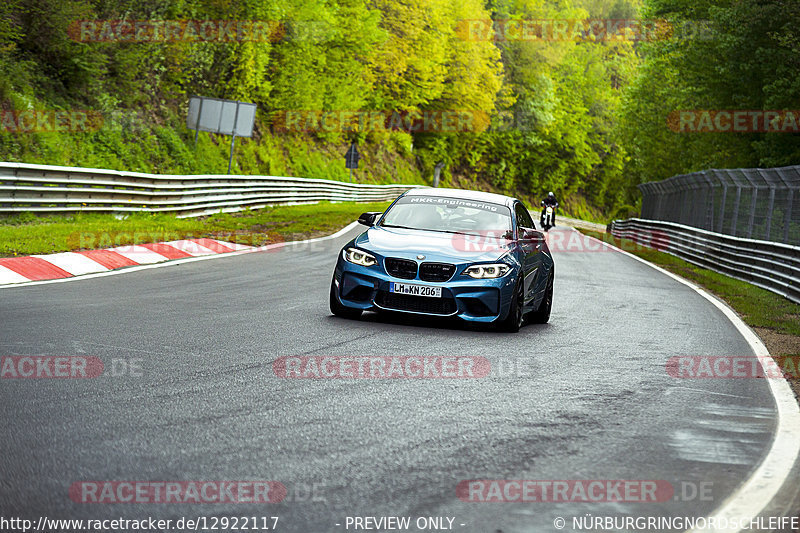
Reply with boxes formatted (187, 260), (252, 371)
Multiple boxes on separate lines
(528, 273), (553, 324)
(498, 276), (525, 333)
(329, 277), (362, 319)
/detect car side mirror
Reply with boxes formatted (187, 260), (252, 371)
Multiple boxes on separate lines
(358, 212), (382, 226)
(521, 228), (541, 242)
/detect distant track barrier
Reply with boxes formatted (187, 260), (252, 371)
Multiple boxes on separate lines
(0, 162), (421, 218)
(611, 218), (800, 305)
(638, 165), (800, 245)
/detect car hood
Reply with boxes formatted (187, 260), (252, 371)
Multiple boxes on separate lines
(353, 226), (511, 263)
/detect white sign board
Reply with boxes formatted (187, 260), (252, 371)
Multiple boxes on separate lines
(187, 96), (256, 138)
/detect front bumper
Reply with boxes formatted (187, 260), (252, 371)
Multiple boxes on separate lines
(333, 257), (518, 323)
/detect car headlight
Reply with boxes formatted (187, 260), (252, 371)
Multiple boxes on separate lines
(344, 247), (377, 267)
(463, 263), (511, 279)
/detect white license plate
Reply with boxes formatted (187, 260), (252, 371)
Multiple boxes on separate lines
(389, 282), (442, 298)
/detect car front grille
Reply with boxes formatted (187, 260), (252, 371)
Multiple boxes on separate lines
(375, 291), (457, 315)
(384, 257), (417, 279)
(419, 262), (455, 282)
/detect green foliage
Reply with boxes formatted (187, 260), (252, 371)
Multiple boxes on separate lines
(0, 0), (699, 221)
(620, 0), (800, 184)
(429, 0), (641, 213)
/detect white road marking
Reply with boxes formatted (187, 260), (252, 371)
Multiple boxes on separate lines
(109, 245), (170, 264)
(162, 240), (217, 256)
(579, 228), (800, 533)
(31, 252), (108, 276)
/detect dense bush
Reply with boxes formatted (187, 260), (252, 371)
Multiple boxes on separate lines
(17, 0), (797, 222)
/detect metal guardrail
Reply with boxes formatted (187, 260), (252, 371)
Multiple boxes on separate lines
(639, 165), (800, 245)
(611, 218), (800, 305)
(0, 162), (422, 217)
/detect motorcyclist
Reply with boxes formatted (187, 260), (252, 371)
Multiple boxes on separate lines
(540, 191), (558, 227)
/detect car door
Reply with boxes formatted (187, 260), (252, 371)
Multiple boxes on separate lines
(514, 202), (543, 305)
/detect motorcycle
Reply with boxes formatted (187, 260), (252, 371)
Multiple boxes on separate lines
(540, 204), (556, 232)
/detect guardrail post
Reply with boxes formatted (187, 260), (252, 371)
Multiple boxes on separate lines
(730, 186), (741, 236)
(433, 162), (444, 187)
(704, 176), (714, 231)
(785, 189), (794, 243)
(680, 188), (691, 224)
(746, 188), (758, 239)
(765, 187), (776, 240)
(700, 182), (709, 229)
(650, 184), (661, 219)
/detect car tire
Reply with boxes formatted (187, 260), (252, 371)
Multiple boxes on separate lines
(498, 276), (525, 333)
(528, 272), (553, 324)
(329, 277), (362, 319)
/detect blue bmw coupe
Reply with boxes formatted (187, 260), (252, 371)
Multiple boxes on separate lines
(330, 188), (554, 332)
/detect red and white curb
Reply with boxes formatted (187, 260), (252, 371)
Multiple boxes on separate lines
(0, 238), (252, 285)
(0, 222), (361, 288)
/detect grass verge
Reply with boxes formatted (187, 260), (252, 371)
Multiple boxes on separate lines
(578, 229), (800, 402)
(0, 202), (391, 257)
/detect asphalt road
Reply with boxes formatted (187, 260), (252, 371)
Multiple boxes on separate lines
(0, 226), (780, 533)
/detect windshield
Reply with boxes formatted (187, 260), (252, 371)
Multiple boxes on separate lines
(379, 195), (512, 236)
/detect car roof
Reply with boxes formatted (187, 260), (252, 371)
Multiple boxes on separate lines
(404, 187), (518, 208)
